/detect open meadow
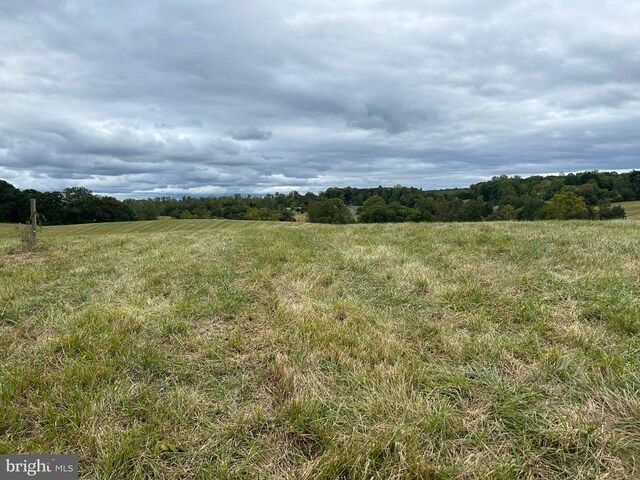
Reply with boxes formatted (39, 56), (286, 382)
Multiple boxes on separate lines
(1, 219), (639, 479)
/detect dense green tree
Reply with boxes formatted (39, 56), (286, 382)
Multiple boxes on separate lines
(415, 197), (436, 221)
(94, 196), (136, 222)
(461, 199), (490, 221)
(278, 209), (296, 222)
(193, 205), (212, 219)
(0, 184), (134, 225)
(629, 171), (640, 198)
(536, 191), (589, 220)
(307, 198), (352, 224)
(124, 199), (159, 220)
(492, 204), (518, 221)
(597, 201), (626, 220)
(358, 196), (390, 222)
(434, 197), (464, 222)
(358, 196), (422, 223)
(518, 196), (545, 220)
(35, 191), (65, 224)
(248, 207), (276, 221)
(0, 180), (22, 222)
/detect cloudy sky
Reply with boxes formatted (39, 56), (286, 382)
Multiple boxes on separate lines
(1, 0), (638, 197)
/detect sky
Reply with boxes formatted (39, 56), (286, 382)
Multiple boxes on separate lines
(0, 0), (638, 198)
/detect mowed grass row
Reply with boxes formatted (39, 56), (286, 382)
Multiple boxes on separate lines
(1, 220), (639, 479)
(0, 219), (268, 240)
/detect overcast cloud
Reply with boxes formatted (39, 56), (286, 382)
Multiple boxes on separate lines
(0, 0), (638, 197)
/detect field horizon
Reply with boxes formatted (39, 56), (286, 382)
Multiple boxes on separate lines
(1, 219), (639, 478)
(0, 196), (638, 238)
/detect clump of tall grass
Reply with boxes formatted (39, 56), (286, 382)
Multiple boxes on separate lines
(7, 222), (45, 254)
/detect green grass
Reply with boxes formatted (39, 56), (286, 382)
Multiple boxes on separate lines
(1, 219), (639, 479)
(616, 200), (640, 220)
(0, 219), (263, 238)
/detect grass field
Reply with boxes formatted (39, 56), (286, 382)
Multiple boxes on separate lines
(1, 219), (639, 479)
(616, 200), (640, 220)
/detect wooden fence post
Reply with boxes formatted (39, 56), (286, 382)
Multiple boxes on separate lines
(30, 198), (37, 242)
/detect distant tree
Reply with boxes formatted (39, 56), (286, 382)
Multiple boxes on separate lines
(629, 170), (640, 198)
(531, 178), (563, 200)
(536, 191), (589, 220)
(415, 196), (436, 221)
(388, 202), (421, 222)
(492, 204), (518, 221)
(193, 205), (212, 219)
(0, 180), (23, 222)
(517, 196), (545, 220)
(307, 198), (352, 224)
(461, 199), (489, 221)
(597, 201), (626, 220)
(124, 199), (159, 220)
(95, 196), (136, 222)
(61, 187), (99, 223)
(358, 196), (391, 222)
(278, 209), (296, 222)
(221, 204), (248, 220)
(35, 191), (65, 224)
(573, 182), (603, 206)
(434, 197), (464, 222)
(247, 207), (275, 221)
(357, 196), (420, 223)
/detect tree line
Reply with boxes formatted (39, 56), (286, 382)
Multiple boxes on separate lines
(116, 170), (640, 223)
(317, 170), (636, 223)
(0, 181), (135, 225)
(1, 170), (637, 225)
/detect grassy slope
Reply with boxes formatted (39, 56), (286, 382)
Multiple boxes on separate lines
(616, 200), (640, 220)
(1, 220), (639, 479)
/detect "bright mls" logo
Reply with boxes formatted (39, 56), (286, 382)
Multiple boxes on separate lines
(1, 455), (77, 479)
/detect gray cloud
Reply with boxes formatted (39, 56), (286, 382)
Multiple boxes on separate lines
(231, 127), (273, 141)
(0, 0), (638, 197)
